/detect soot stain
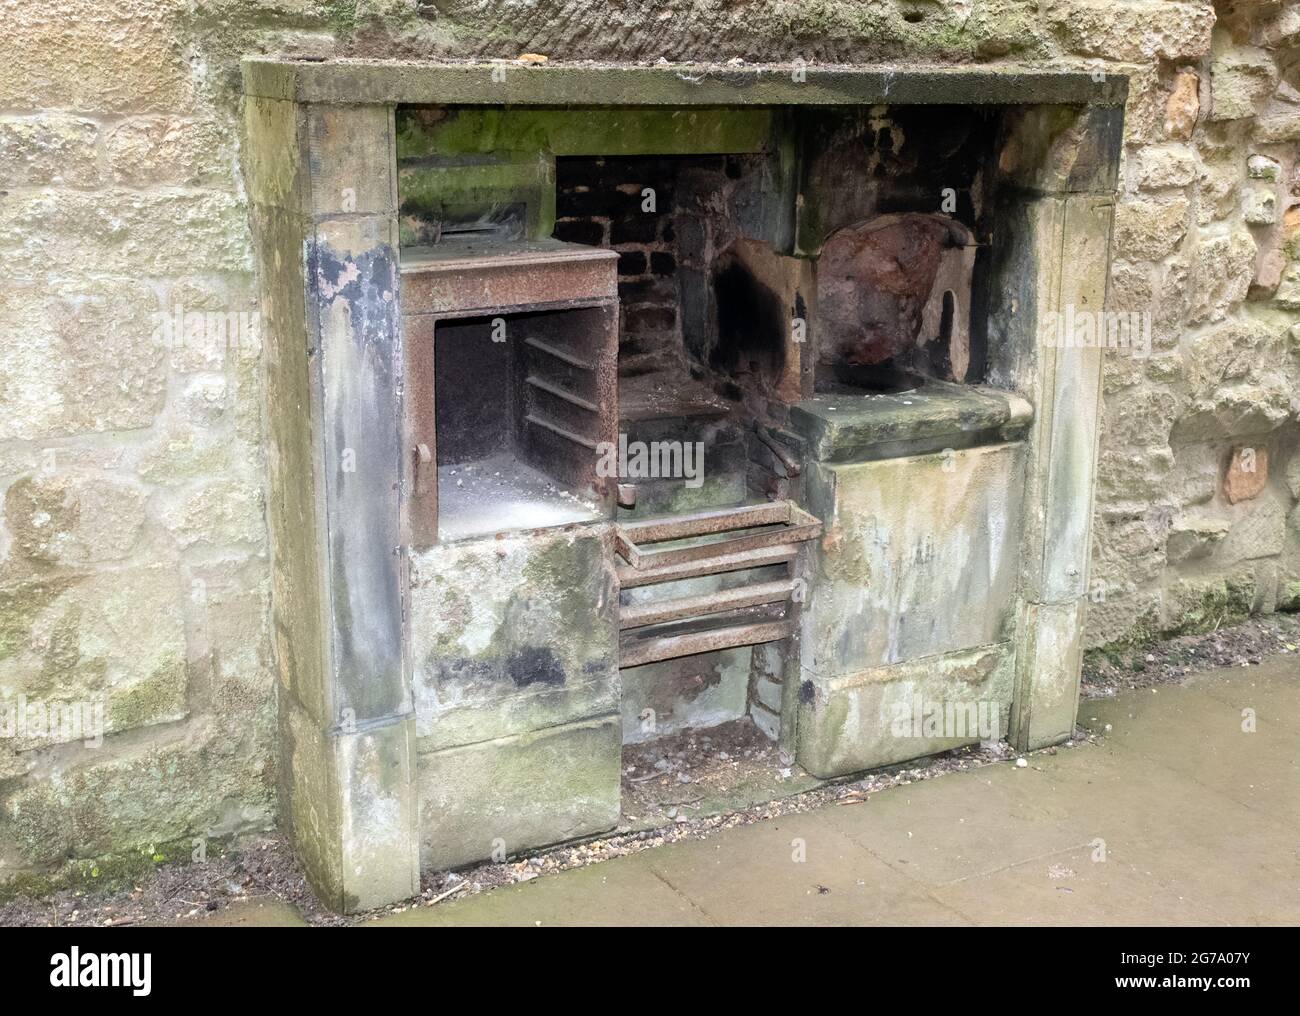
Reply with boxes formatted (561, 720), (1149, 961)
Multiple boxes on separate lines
(710, 253), (787, 381)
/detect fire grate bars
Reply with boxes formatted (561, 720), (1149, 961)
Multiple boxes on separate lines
(615, 500), (821, 667)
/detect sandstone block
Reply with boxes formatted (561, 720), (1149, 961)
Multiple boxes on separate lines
(1, 0), (194, 114)
(0, 116), (99, 187)
(105, 116), (227, 186)
(1113, 197), (1189, 261)
(1190, 230), (1257, 322)
(0, 278), (165, 442)
(1166, 516), (1230, 564)
(1172, 379), (1291, 441)
(1275, 262), (1300, 309)
(1224, 445), (1269, 504)
(1164, 69), (1200, 140)
(1050, 1), (1214, 62)
(1207, 45), (1278, 122)
(1243, 187), (1277, 225)
(1221, 490), (1288, 562)
(0, 190), (251, 277)
(2, 724), (272, 867)
(159, 480), (265, 549)
(1253, 86), (1300, 143)
(1135, 145), (1197, 190)
(1248, 155), (1281, 181)
(2, 470), (146, 574)
(0, 565), (188, 745)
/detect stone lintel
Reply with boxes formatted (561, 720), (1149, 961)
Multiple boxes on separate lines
(242, 59), (1128, 110)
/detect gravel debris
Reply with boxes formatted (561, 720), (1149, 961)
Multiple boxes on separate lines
(1081, 612), (1300, 699)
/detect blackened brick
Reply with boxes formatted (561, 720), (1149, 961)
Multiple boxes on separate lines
(611, 215), (659, 244)
(557, 186), (639, 218)
(618, 277), (677, 305)
(617, 250), (647, 275)
(649, 251), (677, 276)
(623, 305), (677, 332)
(553, 217), (606, 246)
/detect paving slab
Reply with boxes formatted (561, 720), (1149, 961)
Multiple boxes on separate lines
(1186, 656), (1297, 723)
(371, 657), (1299, 926)
(1080, 664), (1300, 825)
(638, 809), (970, 926)
(930, 844), (1224, 926)
(372, 852), (714, 927)
(811, 766), (1091, 887)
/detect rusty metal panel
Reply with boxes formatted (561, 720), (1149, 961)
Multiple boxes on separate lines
(400, 238), (617, 316)
(619, 502), (790, 544)
(629, 517), (820, 571)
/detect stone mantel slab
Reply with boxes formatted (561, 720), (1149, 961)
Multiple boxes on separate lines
(242, 58), (1128, 109)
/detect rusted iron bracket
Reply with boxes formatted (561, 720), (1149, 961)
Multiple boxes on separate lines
(754, 423), (802, 476)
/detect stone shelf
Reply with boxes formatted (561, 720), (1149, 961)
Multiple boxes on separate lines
(789, 380), (1033, 463)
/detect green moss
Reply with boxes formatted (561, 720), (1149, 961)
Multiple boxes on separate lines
(419, 716), (619, 871)
(108, 652), (188, 730)
(662, 475), (746, 515)
(427, 584), (470, 657)
(0, 836), (211, 904)
(320, 0), (360, 34)
(395, 105), (773, 245)
(0, 577), (74, 663)
(6, 731), (272, 869)
(1166, 578), (1254, 636)
(398, 155), (554, 243)
(776, 0), (890, 43)
(519, 535), (605, 661)
(901, 17), (978, 59)
(397, 107), (772, 159)
(1086, 604), (1163, 659)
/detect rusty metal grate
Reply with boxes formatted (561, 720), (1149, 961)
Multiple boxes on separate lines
(616, 500), (821, 668)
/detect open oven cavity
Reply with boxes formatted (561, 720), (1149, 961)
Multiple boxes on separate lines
(430, 306), (613, 542)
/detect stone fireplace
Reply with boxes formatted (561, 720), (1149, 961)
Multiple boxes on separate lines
(243, 60), (1125, 912)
